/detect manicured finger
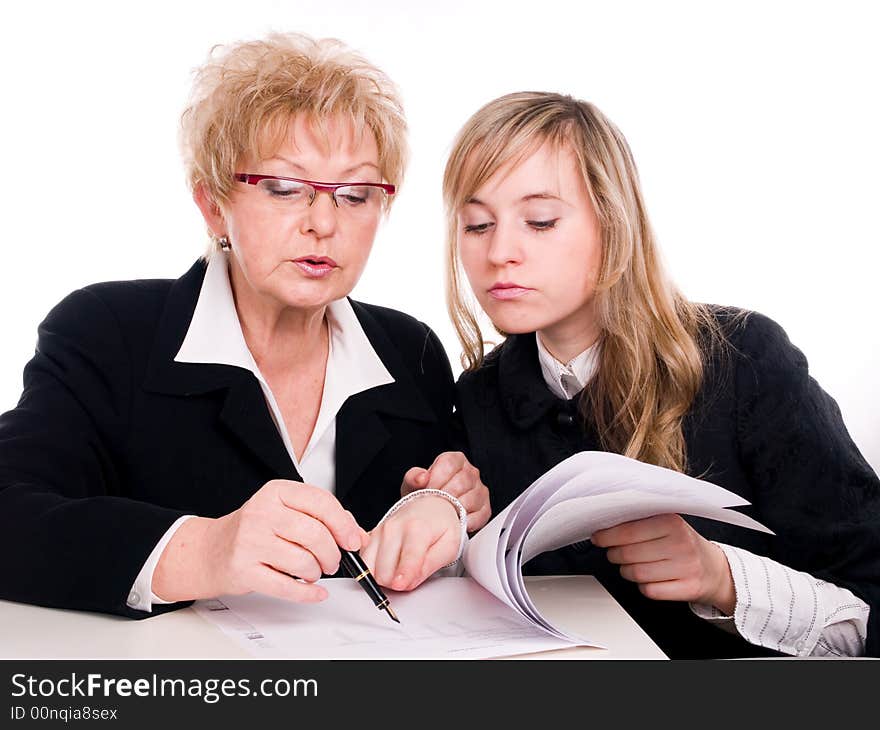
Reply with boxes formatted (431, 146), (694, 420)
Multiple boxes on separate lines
(277, 484), (362, 551)
(253, 564), (328, 603)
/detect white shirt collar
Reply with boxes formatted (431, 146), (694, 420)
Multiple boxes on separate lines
(536, 333), (600, 400)
(174, 253), (394, 470)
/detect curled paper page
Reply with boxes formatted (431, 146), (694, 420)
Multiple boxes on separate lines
(463, 450), (773, 644)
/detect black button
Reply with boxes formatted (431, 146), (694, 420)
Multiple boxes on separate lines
(556, 411), (575, 427)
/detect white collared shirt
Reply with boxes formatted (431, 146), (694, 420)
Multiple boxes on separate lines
(534, 332), (869, 656)
(127, 255), (462, 611)
(173, 252), (395, 489)
(536, 333), (600, 399)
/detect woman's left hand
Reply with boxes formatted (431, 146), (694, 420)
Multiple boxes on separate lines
(360, 495), (462, 592)
(400, 451), (491, 532)
(591, 513), (736, 614)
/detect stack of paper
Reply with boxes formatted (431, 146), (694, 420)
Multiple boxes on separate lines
(195, 451), (772, 658)
(462, 451), (772, 644)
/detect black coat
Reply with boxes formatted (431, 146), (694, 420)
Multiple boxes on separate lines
(0, 260), (455, 618)
(455, 308), (880, 658)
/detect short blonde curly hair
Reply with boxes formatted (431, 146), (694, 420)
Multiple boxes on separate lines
(180, 32), (408, 252)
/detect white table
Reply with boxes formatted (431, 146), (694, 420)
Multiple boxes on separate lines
(0, 576), (666, 659)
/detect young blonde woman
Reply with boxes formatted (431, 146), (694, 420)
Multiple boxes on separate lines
(443, 92), (880, 658)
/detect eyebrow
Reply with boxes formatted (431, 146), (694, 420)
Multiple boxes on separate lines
(521, 192), (563, 202)
(342, 162), (381, 176)
(465, 192), (563, 206)
(268, 156), (381, 178)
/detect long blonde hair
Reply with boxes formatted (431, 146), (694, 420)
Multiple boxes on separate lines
(444, 92), (723, 473)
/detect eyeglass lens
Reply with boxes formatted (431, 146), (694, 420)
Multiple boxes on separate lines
(255, 178), (385, 212)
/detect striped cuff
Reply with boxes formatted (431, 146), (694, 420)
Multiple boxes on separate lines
(690, 542), (867, 656)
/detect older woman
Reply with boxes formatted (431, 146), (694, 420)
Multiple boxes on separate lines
(443, 92), (880, 657)
(0, 33), (487, 618)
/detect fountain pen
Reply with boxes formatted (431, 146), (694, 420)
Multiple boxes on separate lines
(339, 549), (400, 623)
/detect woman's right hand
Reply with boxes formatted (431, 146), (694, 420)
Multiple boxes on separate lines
(401, 451), (491, 532)
(152, 480), (366, 604)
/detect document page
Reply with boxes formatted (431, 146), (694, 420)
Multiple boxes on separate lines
(193, 577), (585, 659)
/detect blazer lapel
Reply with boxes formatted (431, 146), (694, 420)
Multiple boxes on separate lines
(333, 301), (439, 502)
(141, 266), (441, 492)
(334, 390), (391, 502)
(218, 375), (299, 480)
(141, 259), (299, 481)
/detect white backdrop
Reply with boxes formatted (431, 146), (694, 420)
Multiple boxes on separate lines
(1, 0), (877, 471)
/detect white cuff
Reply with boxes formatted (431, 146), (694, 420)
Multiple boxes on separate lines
(690, 542), (868, 656)
(377, 489), (468, 566)
(689, 600), (739, 635)
(126, 515), (196, 612)
(722, 542), (825, 656)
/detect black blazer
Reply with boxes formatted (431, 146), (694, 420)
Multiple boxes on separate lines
(0, 260), (455, 618)
(455, 308), (880, 658)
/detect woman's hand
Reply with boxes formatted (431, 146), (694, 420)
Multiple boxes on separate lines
(401, 451), (491, 532)
(152, 480), (366, 604)
(360, 495), (462, 593)
(591, 513), (736, 614)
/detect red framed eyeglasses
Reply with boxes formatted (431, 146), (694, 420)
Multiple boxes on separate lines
(234, 173), (395, 210)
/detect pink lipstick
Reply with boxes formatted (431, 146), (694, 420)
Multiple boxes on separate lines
(292, 255), (338, 278)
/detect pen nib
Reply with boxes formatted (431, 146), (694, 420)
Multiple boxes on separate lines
(384, 605), (400, 624)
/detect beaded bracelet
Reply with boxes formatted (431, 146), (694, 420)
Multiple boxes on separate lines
(376, 488), (469, 565)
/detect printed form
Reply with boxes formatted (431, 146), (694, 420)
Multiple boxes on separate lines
(193, 578), (578, 659)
